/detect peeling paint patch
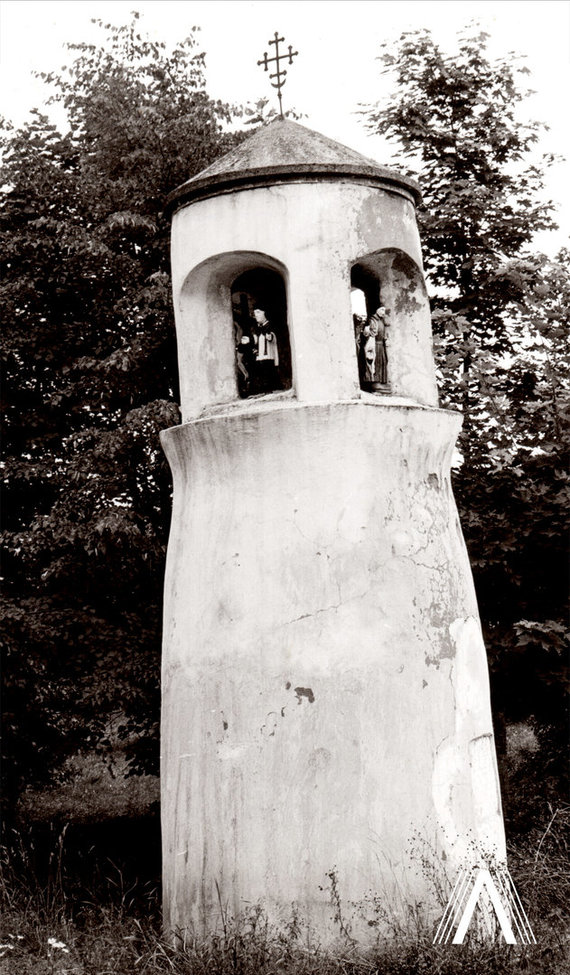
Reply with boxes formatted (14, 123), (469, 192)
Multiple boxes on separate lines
(294, 686), (315, 704)
(424, 654), (440, 669)
(469, 733), (503, 824)
(425, 612), (460, 667)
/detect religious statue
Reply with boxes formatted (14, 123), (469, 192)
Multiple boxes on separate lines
(234, 320), (255, 397)
(251, 306), (280, 394)
(355, 305), (390, 391)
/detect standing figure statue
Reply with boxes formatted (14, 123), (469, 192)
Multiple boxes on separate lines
(234, 320), (256, 398)
(252, 306), (281, 394)
(356, 305), (390, 391)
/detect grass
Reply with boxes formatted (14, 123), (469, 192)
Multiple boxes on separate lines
(1, 816), (568, 975)
(16, 745), (160, 825)
(1, 740), (568, 975)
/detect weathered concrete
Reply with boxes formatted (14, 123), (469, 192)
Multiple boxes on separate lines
(171, 181), (437, 417)
(167, 117), (421, 210)
(161, 120), (505, 940)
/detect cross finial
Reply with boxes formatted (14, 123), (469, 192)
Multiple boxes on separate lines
(257, 32), (298, 118)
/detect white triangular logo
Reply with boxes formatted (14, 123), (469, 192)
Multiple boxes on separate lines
(433, 866), (536, 945)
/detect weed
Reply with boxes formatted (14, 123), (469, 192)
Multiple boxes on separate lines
(0, 791), (568, 974)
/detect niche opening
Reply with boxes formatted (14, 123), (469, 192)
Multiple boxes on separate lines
(351, 262), (390, 393)
(231, 268), (292, 399)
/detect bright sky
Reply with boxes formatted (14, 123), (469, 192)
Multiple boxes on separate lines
(1, 0), (569, 251)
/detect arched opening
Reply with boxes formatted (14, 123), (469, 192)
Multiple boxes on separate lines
(231, 267), (292, 398)
(351, 262), (390, 393)
(349, 250), (438, 406)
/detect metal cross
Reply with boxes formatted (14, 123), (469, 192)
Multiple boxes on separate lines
(257, 32), (298, 118)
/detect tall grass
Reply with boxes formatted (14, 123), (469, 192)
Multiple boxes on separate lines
(1, 800), (568, 974)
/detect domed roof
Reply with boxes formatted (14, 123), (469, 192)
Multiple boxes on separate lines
(167, 118), (421, 212)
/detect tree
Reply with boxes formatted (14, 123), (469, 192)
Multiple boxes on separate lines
(361, 27), (569, 807)
(362, 27), (557, 442)
(1, 14), (246, 817)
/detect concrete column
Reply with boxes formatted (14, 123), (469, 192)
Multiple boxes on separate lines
(161, 400), (505, 939)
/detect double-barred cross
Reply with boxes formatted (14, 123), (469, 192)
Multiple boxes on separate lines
(257, 32), (298, 118)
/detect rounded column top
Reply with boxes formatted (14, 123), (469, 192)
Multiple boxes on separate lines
(166, 118), (421, 214)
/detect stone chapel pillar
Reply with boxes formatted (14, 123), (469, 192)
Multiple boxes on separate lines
(160, 119), (506, 940)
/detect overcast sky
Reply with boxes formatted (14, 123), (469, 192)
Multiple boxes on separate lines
(1, 0), (568, 251)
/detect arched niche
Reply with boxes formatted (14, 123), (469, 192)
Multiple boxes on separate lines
(231, 267), (292, 399)
(177, 251), (291, 418)
(351, 261), (389, 393)
(350, 249), (438, 406)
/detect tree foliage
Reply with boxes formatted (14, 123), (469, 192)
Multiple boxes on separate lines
(2, 19), (568, 821)
(361, 27), (569, 794)
(1, 14), (246, 814)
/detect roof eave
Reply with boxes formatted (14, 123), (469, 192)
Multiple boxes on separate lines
(166, 164), (421, 216)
